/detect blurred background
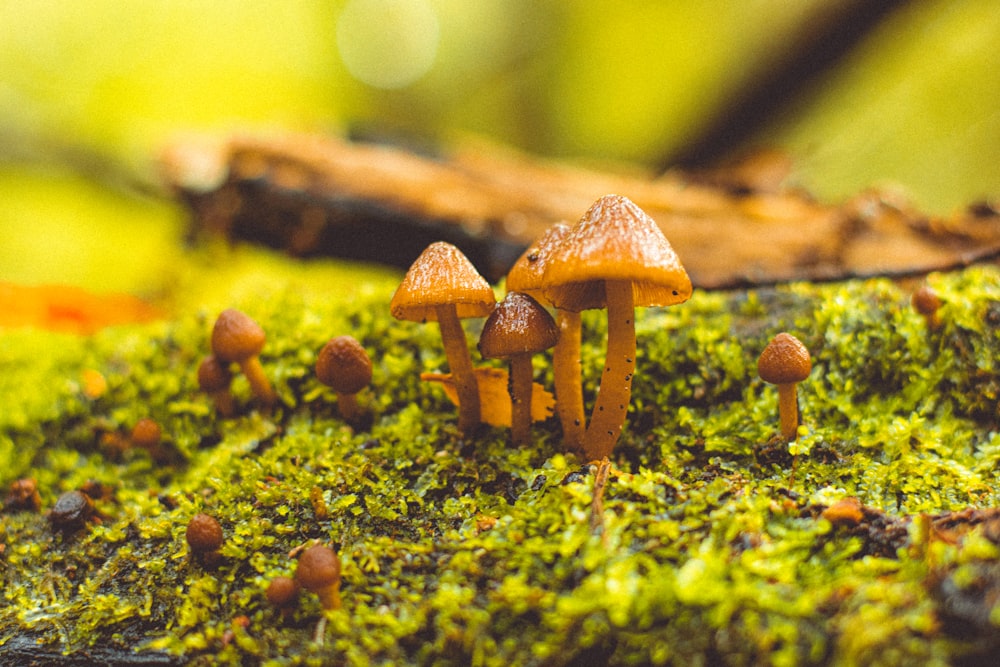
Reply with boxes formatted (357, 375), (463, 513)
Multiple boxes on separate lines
(1, 0), (998, 296)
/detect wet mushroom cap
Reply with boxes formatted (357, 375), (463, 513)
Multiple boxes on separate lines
(266, 576), (299, 607)
(541, 195), (692, 312)
(478, 292), (559, 359)
(49, 490), (94, 530)
(505, 223), (571, 303)
(390, 242), (495, 322)
(186, 513), (224, 554)
(912, 285), (942, 316)
(757, 333), (812, 384)
(294, 544), (341, 592)
(211, 309), (267, 363)
(315, 336), (373, 395)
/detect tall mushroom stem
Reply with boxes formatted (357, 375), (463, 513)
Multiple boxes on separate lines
(553, 309), (585, 452)
(240, 358), (275, 406)
(776, 383), (799, 441)
(436, 304), (480, 433)
(584, 280), (636, 461)
(508, 354), (535, 446)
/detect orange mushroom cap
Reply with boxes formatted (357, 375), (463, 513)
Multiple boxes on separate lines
(130, 417), (162, 449)
(315, 336), (373, 394)
(540, 195), (692, 312)
(211, 309), (267, 364)
(911, 285), (942, 317)
(478, 292), (559, 359)
(186, 513), (224, 554)
(390, 242), (495, 322)
(757, 333), (812, 385)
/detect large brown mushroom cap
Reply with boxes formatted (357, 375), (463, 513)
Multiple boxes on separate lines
(315, 335), (373, 395)
(211, 309), (266, 363)
(390, 242), (496, 322)
(478, 292), (559, 359)
(541, 195), (692, 312)
(757, 333), (812, 385)
(294, 544), (342, 593)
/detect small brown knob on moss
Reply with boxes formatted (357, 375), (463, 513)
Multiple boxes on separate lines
(5, 478), (42, 513)
(211, 309), (275, 406)
(758, 333), (812, 442)
(315, 335), (373, 424)
(266, 576), (300, 609)
(49, 490), (95, 533)
(197, 355), (235, 417)
(911, 284), (942, 330)
(294, 544), (342, 611)
(186, 513), (224, 562)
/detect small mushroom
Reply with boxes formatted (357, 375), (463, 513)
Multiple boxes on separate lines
(211, 308), (275, 407)
(266, 575), (300, 617)
(757, 332), (812, 442)
(197, 355), (235, 417)
(186, 512), (224, 565)
(541, 195), (692, 461)
(49, 490), (95, 533)
(506, 223), (585, 450)
(130, 417), (168, 462)
(912, 284), (942, 330)
(5, 478), (41, 512)
(478, 292), (559, 445)
(295, 543), (342, 644)
(390, 242), (496, 433)
(315, 335), (373, 424)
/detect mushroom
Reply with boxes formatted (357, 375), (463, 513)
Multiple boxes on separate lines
(5, 478), (41, 512)
(912, 284), (942, 330)
(478, 292), (559, 445)
(390, 242), (496, 433)
(315, 335), (373, 424)
(197, 355), (235, 417)
(49, 490), (95, 533)
(186, 512), (224, 564)
(211, 308), (275, 407)
(541, 195), (692, 461)
(130, 417), (168, 461)
(266, 576), (300, 618)
(757, 332), (812, 442)
(295, 543), (342, 644)
(506, 223), (585, 450)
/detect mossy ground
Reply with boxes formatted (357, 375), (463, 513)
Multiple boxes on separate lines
(2, 248), (1000, 665)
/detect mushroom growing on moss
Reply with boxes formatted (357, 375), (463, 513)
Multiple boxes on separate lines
(186, 512), (224, 565)
(211, 308), (275, 407)
(541, 195), (692, 461)
(390, 242), (496, 433)
(315, 335), (373, 424)
(757, 332), (812, 442)
(506, 222), (585, 450)
(478, 292), (559, 445)
(197, 355), (235, 417)
(912, 284), (942, 330)
(295, 543), (342, 644)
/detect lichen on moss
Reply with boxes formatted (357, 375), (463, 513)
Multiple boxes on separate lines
(2, 249), (1000, 665)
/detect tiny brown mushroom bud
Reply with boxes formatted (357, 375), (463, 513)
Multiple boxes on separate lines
(821, 498), (864, 527)
(186, 513), (224, 558)
(294, 544), (342, 612)
(211, 308), (275, 406)
(266, 576), (300, 609)
(757, 333), (812, 442)
(315, 335), (373, 424)
(197, 355), (235, 417)
(49, 490), (95, 532)
(5, 478), (42, 512)
(130, 417), (170, 463)
(911, 284), (942, 330)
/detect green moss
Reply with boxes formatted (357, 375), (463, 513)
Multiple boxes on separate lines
(2, 250), (1000, 665)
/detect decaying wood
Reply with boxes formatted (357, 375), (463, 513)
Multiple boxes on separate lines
(162, 133), (1000, 287)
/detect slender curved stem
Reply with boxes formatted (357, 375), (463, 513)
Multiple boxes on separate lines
(436, 304), (480, 433)
(553, 309), (584, 452)
(240, 357), (275, 406)
(584, 280), (635, 461)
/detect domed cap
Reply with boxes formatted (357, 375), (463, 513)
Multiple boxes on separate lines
(505, 223), (571, 303)
(186, 513), (224, 554)
(757, 333), (812, 384)
(211, 309), (266, 363)
(390, 242), (496, 322)
(197, 355), (232, 392)
(315, 335), (373, 394)
(294, 544), (341, 592)
(541, 195), (692, 312)
(478, 292), (559, 359)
